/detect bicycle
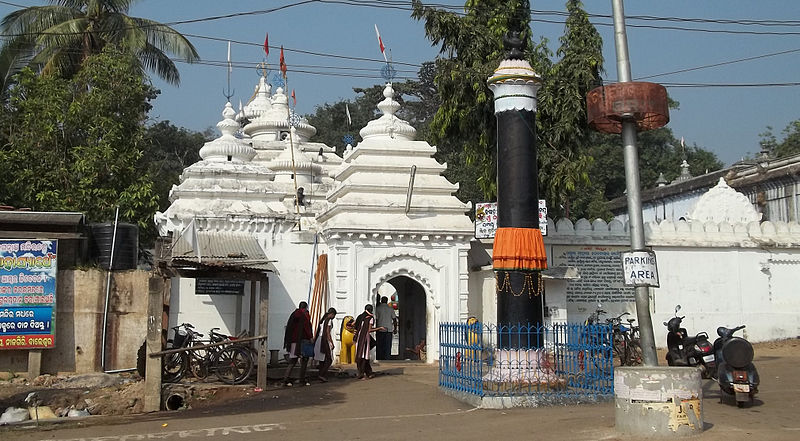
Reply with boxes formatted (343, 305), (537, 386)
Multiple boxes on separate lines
(606, 313), (643, 366)
(162, 323), (199, 383)
(187, 327), (255, 385)
(577, 306), (613, 373)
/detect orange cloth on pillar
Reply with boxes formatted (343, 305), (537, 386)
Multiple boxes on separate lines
(492, 227), (547, 271)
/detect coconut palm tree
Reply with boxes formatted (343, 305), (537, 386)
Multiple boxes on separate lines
(0, 0), (199, 91)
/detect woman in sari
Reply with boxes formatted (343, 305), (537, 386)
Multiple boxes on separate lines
(354, 304), (384, 379)
(313, 307), (337, 382)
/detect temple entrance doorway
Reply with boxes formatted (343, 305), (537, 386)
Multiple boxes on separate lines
(379, 275), (427, 361)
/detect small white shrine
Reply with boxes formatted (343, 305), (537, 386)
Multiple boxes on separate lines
(155, 76), (473, 362)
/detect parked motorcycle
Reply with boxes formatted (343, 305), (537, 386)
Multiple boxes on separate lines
(663, 305), (715, 378)
(713, 325), (760, 407)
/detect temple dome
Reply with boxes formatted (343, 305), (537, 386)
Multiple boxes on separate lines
(358, 83), (416, 141)
(198, 102), (256, 162)
(243, 86), (316, 142)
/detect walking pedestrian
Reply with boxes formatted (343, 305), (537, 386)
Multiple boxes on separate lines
(281, 301), (313, 386)
(314, 307), (337, 382)
(354, 304), (384, 379)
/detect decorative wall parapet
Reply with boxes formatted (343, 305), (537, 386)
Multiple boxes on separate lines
(544, 216), (800, 248)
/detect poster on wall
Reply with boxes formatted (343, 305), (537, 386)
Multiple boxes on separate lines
(0, 239), (58, 350)
(551, 245), (634, 304)
(475, 200), (548, 238)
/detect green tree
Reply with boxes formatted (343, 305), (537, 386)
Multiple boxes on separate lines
(412, 0), (551, 199)
(142, 121), (210, 212)
(0, 0), (199, 92)
(0, 48), (159, 234)
(759, 120), (800, 159)
(573, 128), (723, 220)
(537, 0), (603, 218)
(412, 0), (607, 212)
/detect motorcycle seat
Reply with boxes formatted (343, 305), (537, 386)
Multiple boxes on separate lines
(722, 337), (754, 369)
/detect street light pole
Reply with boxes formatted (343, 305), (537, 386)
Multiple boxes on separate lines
(611, 0), (658, 366)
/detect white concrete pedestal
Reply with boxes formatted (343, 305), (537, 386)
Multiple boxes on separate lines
(615, 366), (704, 437)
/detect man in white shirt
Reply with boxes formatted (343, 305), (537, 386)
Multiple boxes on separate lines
(374, 296), (397, 360)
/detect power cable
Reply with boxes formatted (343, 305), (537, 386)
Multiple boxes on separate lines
(636, 47), (800, 80)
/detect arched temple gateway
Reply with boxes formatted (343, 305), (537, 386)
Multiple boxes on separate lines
(154, 77), (472, 362)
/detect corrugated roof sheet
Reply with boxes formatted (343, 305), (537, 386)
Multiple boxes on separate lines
(170, 231), (275, 272)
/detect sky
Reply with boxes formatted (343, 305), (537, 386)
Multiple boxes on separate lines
(1, 1), (798, 166)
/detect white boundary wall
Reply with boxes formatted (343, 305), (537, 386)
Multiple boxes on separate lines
(541, 217), (800, 346)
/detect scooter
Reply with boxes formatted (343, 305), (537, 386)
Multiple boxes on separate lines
(714, 325), (760, 407)
(663, 305), (715, 378)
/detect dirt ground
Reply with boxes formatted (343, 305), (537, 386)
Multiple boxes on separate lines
(1, 338), (797, 420)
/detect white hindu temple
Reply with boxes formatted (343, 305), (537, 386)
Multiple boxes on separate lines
(155, 75), (474, 361)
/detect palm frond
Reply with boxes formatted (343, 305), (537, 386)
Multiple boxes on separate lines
(137, 42), (179, 85)
(128, 16), (199, 62)
(0, 37), (36, 93)
(1, 5), (80, 35)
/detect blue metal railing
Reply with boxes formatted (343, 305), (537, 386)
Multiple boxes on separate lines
(439, 322), (614, 399)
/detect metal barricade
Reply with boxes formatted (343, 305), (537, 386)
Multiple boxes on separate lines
(439, 322), (614, 400)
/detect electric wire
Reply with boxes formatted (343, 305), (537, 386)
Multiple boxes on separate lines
(0, 1), (797, 87)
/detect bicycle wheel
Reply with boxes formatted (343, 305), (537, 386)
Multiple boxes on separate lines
(187, 341), (210, 379)
(626, 340), (643, 366)
(212, 347), (254, 384)
(162, 352), (187, 383)
(612, 336), (626, 366)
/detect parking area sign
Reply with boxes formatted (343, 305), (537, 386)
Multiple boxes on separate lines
(621, 249), (659, 287)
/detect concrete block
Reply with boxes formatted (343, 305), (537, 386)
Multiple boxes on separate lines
(615, 366), (703, 438)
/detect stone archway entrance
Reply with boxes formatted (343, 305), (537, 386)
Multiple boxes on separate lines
(384, 276), (427, 361)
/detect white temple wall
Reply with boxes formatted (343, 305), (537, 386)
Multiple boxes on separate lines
(168, 277), (253, 338)
(649, 245), (799, 345)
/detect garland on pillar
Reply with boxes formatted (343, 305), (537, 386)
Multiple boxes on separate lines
(495, 271), (544, 298)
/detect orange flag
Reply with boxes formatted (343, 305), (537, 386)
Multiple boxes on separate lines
(279, 46), (287, 77)
(291, 89), (296, 106)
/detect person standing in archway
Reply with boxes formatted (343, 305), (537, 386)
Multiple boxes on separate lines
(354, 304), (384, 379)
(375, 296), (397, 360)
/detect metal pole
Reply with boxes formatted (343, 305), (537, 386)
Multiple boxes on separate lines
(611, 0), (658, 366)
(101, 206), (120, 372)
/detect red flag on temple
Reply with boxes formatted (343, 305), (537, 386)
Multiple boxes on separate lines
(374, 24), (388, 63)
(279, 45), (287, 77)
(264, 33), (269, 57)
(291, 89), (296, 106)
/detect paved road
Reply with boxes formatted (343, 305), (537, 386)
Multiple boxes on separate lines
(3, 347), (799, 441)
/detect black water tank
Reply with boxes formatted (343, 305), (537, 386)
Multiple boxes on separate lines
(90, 222), (138, 270)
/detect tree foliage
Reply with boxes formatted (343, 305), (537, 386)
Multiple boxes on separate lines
(759, 119), (800, 159)
(537, 0), (603, 218)
(572, 128), (723, 220)
(142, 121), (209, 212)
(412, 0), (723, 221)
(0, 48), (159, 232)
(0, 0), (199, 92)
